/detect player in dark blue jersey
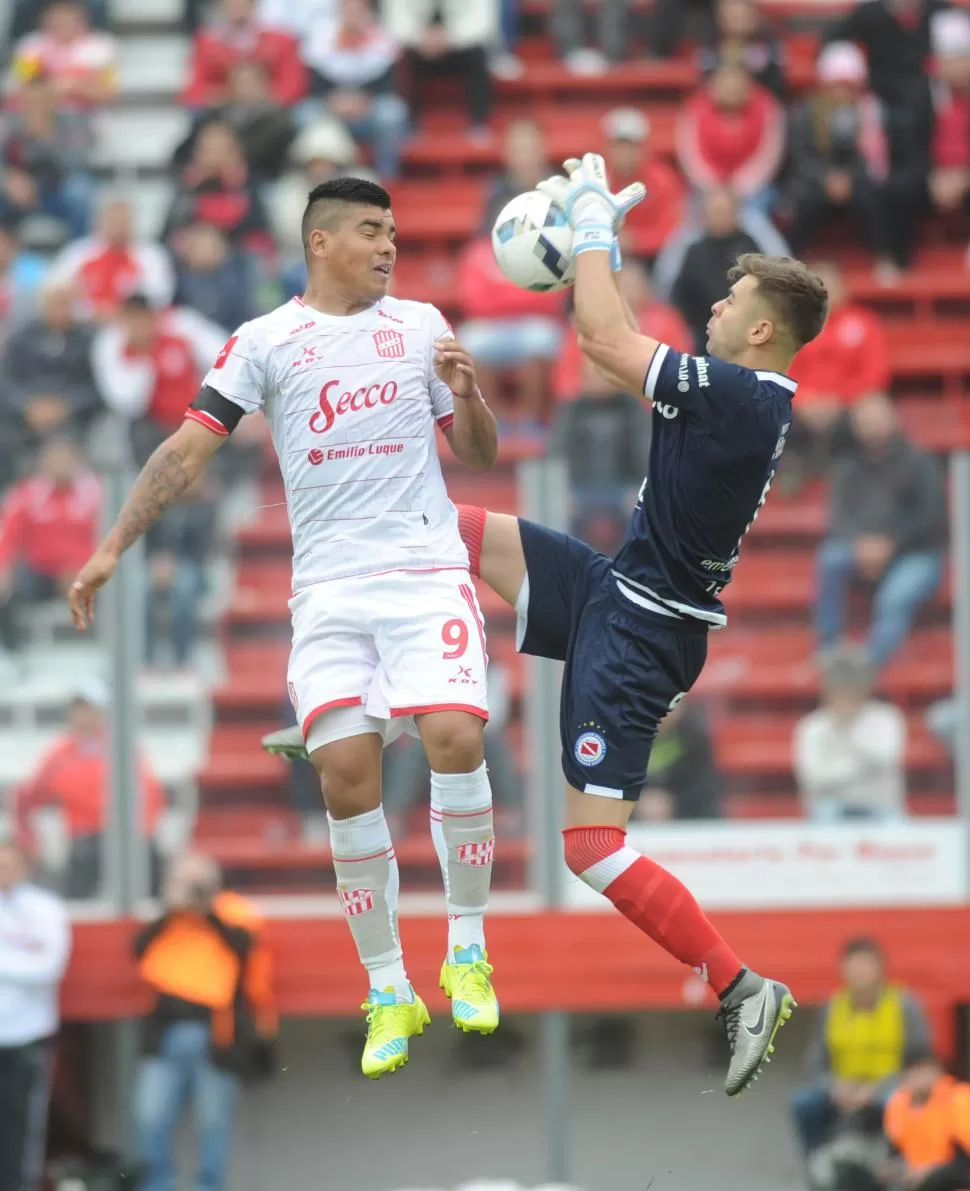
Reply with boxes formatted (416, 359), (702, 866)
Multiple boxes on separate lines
(455, 158), (829, 1097)
(262, 155), (828, 1096)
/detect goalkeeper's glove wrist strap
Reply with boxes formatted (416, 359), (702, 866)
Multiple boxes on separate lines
(572, 225), (613, 254)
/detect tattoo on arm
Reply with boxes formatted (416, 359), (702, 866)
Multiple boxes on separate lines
(106, 446), (192, 555)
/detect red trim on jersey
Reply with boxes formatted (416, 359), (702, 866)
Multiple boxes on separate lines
(459, 582), (488, 667)
(302, 695), (365, 737)
(437, 414), (455, 431)
(212, 335), (238, 370)
(293, 296), (306, 306)
(184, 409), (229, 436)
(390, 703), (488, 721)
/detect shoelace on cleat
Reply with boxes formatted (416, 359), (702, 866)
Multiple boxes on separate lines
(715, 1002), (740, 1053)
(362, 1001), (405, 1036)
(457, 960), (494, 998)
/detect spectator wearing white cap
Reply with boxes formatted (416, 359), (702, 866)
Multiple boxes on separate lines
(928, 10), (970, 220)
(0, 832), (71, 1191)
(602, 107), (686, 260)
(787, 42), (911, 283)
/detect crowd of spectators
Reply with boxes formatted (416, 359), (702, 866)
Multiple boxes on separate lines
(0, 0), (962, 869)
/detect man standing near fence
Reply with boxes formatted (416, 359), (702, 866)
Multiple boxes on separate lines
(0, 832), (72, 1191)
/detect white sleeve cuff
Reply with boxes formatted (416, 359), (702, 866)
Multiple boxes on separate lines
(643, 344), (670, 399)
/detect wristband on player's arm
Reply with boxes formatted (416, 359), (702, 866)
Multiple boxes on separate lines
(572, 225), (614, 255)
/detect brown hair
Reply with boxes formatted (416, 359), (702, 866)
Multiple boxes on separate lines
(729, 253), (829, 350)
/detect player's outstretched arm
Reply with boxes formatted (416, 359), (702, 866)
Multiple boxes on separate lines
(573, 250), (660, 398)
(68, 418), (226, 630)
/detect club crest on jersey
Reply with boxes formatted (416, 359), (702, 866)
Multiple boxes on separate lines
(373, 329), (405, 359)
(574, 730), (607, 767)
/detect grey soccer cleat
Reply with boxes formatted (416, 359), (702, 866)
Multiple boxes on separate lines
(261, 724), (309, 761)
(717, 970), (796, 1097)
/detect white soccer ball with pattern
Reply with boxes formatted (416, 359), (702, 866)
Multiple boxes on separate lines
(491, 189), (576, 292)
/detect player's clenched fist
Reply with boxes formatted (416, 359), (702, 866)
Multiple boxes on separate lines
(68, 546), (119, 630)
(433, 337), (478, 398)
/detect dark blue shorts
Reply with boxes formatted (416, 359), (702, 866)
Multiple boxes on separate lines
(517, 519), (709, 800)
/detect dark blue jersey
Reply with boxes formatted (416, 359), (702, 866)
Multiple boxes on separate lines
(611, 345), (795, 627)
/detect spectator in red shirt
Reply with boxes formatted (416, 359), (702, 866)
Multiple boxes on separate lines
(602, 107), (686, 261)
(164, 120), (274, 260)
(457, 197), (567, 432)
(14, 678), (166, 899)
(0, 436), (100, 658)
(784, 260), (890, 490)
(929, 10), (970, 217)
(553, 261), (692, 402)
(182, 0), (307, 109)
(49, 195), (175, 318)
(92, 293), (227, 465)
(676, 63), (786, 218)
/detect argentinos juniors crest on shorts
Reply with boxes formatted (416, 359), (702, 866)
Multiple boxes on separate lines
(574, 724), (607, 767)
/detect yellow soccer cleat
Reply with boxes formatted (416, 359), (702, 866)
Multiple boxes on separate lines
(360, 987), (430, 1079)
(439, 944), (500, 1034)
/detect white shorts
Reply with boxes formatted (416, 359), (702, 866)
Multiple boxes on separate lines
(288, 567), (489, 753)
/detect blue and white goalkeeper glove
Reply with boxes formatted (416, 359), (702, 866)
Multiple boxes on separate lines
(537, 153), (646, 266)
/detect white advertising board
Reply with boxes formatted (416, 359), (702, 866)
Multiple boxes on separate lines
(563, 819), (969, 911)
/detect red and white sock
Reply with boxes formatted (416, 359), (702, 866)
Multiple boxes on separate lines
(563, 825), (744, 996)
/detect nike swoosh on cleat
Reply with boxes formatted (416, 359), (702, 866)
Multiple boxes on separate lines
(747, 992), (769, 1037)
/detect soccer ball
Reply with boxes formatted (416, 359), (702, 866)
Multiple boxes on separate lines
(491, 189), (576, 292)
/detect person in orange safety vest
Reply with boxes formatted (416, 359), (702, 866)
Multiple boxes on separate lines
(132, 851), (277, 1191)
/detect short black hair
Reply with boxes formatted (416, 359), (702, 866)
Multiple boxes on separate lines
(301, 177), (392, 262)
(841, 936), (884, 962)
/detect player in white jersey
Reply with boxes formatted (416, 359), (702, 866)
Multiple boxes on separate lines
(67, 177), (501, 1078)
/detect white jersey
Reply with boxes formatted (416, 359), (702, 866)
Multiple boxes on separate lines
(201, 295), (467, 590)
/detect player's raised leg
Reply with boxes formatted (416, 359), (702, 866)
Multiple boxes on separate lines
(310, 725), (430, 1078)
(561, 785), (793, 1095)
(417, 710), (499, 1034)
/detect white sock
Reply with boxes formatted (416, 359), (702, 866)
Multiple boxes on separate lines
(429, 761), (494, 958)
(328, 806), (410, 998)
